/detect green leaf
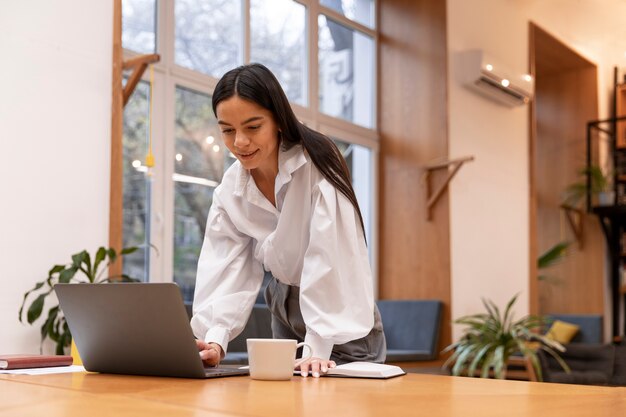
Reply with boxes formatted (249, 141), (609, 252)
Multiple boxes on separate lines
(26, 291), (50, 324)
(120, 274), (140, 283)
(452, 345), (476, 376)
(40, 305), (59, 337)
(538, 242), (571, 269)
(59, 267), (78, 283)
(516, 344), (543, 382)
(482, 298), (500, 326)
(48, 264), (67, 276)
(468, 343), (493, 377)
(540, 344), (570, 373)
(107, 248), (117, 264)
(502, 293), (519, 331)
(480, 351), (495, 378)
(100, 273), (140, 284)
(82, 251), (92, 281)
(441, 343), (463, 371)
(563, 164), (611, 207)
(585, 165), (609, 193)
(60, 320), (72, 352)
(18, 281), (46, 323)
(493, 345), (506, 379)
(93, 247), (107, 278)
(40, 306), (59, 351)
(120, 246), (138, 255)
(50, 316), (61, 342)
(71, 250), (87, 267)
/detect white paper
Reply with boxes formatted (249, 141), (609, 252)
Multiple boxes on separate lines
(0, 365), (85, 375)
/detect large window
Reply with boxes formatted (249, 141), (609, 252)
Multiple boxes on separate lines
(175, 0), (242, 79)
(122, 0), (156, 54)
(318, 14), (374, 128)
(122, 80), (151, 281)
(251, 0), (307, 105)
(320, 0), (375, 28)
(173, 87), (227, 300)
(121, 0), (378, 302)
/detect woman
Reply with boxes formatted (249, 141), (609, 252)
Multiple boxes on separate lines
(191, 63), (385, 378)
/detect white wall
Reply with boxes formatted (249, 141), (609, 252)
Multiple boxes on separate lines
(447, 0), (626, 338)
(0, 0), (112, 353)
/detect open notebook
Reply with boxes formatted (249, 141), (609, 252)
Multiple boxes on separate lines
(324, 362), (406, 379)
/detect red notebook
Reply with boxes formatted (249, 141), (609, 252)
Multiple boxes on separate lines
(0, 354), (73, 370)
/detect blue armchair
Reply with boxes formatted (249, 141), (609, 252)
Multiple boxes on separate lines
(377, 300), (443, 362)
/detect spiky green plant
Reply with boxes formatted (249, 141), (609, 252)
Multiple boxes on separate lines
(563, 165), (611, 208)
(442, 294), (570, 380)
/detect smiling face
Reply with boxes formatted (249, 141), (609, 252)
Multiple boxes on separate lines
(216, 95), (281, 176)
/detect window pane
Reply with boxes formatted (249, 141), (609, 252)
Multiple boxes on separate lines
(320, 0), (375, 29)
(319, 15), (375, 128)
(174, 87), (234, 302)
(122, 0), (157, 54)
(123, 81), (151, 281)
(250, 0), (307, 105)
(334, 139), (373, 247)
(175, 0), (243, 79)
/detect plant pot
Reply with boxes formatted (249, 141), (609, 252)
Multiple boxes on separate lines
(598, 191), (615, 206)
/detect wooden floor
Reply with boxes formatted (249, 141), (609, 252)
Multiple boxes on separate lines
(2, 369), (626, 416)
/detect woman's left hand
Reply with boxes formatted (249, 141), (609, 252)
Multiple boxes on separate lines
(298, 357), (337, 378)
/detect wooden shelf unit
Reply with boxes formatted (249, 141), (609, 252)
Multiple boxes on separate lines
(592, 205), (626, 336)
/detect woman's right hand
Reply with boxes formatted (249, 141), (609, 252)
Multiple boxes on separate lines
(196, 340), (223, 367)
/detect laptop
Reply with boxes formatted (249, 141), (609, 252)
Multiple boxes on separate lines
(55, 282), (249, 379)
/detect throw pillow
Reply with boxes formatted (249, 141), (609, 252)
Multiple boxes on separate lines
(546, 320), (580, 344)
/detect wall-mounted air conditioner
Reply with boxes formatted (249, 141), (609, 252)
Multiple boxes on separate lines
(458, 49), (534, 107)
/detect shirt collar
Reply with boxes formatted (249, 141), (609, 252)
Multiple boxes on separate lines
(232, 144), (307, 198)
(277, 144), (307, 187)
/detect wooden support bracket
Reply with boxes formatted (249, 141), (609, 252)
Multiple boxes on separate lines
(122, 53), (160, 107)
(560, 204), (584, 249)
(424, 156), (474, 221)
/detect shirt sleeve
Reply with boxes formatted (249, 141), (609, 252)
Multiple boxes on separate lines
(299, 179), (375, 361)
(190, 192), (264, 354)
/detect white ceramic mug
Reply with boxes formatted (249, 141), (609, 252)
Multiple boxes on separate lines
(246, 338), (312, 380)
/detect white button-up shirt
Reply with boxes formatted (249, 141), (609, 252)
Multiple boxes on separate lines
(190, 144), (375, 360)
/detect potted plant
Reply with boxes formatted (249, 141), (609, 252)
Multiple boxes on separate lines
(442, 294), (569, 381)
(18, 246), (139, 355)
(563, 165), (614, 208)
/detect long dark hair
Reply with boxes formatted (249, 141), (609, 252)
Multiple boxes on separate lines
(212, 63), (366, 238)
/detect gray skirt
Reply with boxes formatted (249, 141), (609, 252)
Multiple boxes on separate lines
(264, 276), (386, 364)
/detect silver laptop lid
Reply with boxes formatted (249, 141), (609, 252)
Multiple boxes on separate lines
(55, 283), (210, 378)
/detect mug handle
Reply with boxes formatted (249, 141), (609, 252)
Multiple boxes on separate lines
(293, 342), (313, 367)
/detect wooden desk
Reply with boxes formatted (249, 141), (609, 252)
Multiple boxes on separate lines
(2, 371), (625, 416)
